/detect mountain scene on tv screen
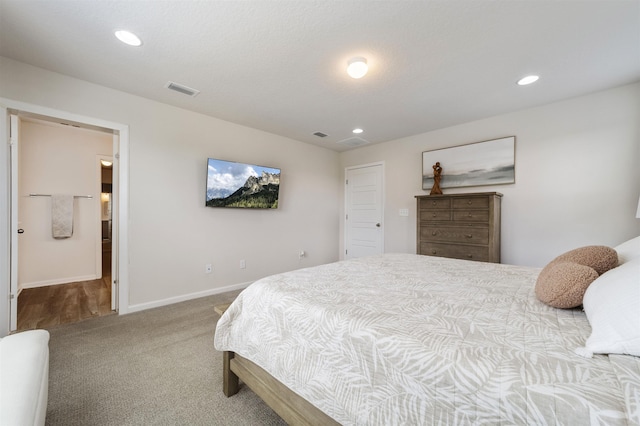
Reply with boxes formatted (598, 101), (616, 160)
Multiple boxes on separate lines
(207, 169), (280, 209)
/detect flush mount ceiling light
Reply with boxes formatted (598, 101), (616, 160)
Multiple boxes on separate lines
(347, 57), (368, 79)
(517, 75), (539, 86)
(100, 160), (113, 167)
(352, 128), (364, 134)
(115, 30), (142, 47)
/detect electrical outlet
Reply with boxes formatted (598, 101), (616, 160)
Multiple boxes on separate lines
(240, 259), (246, 269)
(205, 263), (212, 274)
(399, 208), (409, 217)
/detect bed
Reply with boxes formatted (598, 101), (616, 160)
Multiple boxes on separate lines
(214, 252), (640, 425)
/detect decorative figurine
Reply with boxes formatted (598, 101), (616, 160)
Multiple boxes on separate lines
(430, 162), (443, 195)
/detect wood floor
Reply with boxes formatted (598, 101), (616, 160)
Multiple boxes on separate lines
(17, 272), (113, 331)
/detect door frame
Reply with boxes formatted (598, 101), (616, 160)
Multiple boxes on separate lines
(0, 98), (130, 335)
(8, 115), (19, 331)
(343, 161), (385, 259)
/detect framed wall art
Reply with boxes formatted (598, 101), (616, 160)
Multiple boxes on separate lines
(422, 136), (515, 190)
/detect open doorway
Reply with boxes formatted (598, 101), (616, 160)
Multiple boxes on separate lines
(10, 114), (118, 330)
(1, 100), (129, 335)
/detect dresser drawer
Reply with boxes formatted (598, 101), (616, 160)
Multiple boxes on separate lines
(453, 210), (490, 222)
(420, 198), (451, 210)
(420, 210), (451, 221)
(421, 226), (489, 245)
(420, 242), (489, 262)
(452, 197), (489, 209)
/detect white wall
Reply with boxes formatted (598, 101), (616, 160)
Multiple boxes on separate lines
(340, 83), (640, 267)
(18, 119), (112, 288)
(0, 56), (341, 313)
(1, 53), (638, 328)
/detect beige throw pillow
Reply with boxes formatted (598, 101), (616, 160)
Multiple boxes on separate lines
(535, 245), (618, 309)
(535, 261), (599, 308)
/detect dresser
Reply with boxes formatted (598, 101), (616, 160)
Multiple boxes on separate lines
(416, 192), (502, 263)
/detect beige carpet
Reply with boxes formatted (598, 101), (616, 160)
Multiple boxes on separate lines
(45, 290), (287, 425)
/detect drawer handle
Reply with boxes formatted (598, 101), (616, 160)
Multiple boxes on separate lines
(467, 213), (473, 217)
(467, 254), (473, 258)
(467, 201), (472, 205)
(432, 231), (437, 236)
(466, 234), (473, 238)
(432, 250), (437, 254)
(432, 201), (436, 206)
(432, 213), (437, 218)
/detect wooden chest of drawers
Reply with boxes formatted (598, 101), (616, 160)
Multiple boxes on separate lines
(416, 192), (502, 263)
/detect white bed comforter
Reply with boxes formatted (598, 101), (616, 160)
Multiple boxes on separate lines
(214, 254), (640, 425)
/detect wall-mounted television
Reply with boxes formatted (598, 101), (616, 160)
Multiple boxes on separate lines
(206, 158), (280, 209)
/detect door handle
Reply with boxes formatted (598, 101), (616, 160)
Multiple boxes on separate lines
(376, 223), (381, 227)
(17, 229), (24, 234)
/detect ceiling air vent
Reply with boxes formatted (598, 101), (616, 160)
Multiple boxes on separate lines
(165, 81), (200, 97)
(336, 137), (370, 148)
(313, 131), (329, 138)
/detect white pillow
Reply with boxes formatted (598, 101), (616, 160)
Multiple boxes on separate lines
(575, 259), (640, 358)
(614, 235), (640, 265)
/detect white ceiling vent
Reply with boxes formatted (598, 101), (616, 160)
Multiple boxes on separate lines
(313, 131), (329, 138)
(165, 81), (200, 97)
(336, 137), (370, 148)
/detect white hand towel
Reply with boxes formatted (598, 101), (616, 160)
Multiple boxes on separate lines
(52, 194), (74, 239)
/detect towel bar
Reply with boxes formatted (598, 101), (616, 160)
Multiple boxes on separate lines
(28, 193), (93, 199)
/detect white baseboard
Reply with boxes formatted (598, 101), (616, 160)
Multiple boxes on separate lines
(126, 281), (252, 314)
(21, 274), (99, 289)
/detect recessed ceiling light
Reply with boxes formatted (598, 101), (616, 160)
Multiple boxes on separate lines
(115, 30), (142, 47)
(352, 128), (364, 134)
(517, 75), (539, 86)
(347, 57), (368, 79)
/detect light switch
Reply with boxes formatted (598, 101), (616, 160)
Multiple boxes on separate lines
(399, 208), (409, 217)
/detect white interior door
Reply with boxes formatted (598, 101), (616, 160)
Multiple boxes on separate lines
(345, 163), (384, 259)
(9, 114), (20, 331)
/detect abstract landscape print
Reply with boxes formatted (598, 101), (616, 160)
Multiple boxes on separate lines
(422, 136), (515, 190)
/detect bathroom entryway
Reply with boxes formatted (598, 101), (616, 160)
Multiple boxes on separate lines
(9, 113), (119, 331)
(2, 100), (129, 335)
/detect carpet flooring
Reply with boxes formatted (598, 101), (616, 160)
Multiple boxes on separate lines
(45, 290), (287, 426)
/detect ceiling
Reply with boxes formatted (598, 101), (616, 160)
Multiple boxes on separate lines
(1, 1), (639, 152)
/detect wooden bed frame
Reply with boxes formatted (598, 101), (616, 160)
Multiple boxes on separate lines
(223, 351), (340, 425)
